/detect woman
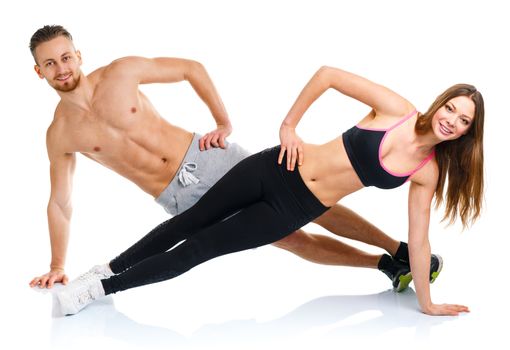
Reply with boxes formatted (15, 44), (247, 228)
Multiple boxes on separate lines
(57, 66), (484, 316)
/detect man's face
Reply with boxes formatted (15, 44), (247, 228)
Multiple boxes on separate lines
(33, 36), (82, 92)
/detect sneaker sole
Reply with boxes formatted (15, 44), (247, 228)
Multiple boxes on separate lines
(56, 291), (79, 315)
(395, 272), (413, 293)
(430, 254), (443, 284)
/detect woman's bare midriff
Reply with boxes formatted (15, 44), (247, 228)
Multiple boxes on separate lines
(298, 137), (364, 207)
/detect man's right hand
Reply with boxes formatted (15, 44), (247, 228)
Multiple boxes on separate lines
(29, 269), (69, 289)
(199, 123), (232, 151)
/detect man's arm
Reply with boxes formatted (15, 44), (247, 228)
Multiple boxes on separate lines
(29, 127), (75, 288)
(114, 56), (232, 150)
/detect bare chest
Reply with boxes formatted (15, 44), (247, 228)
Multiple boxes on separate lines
(89, 85), (145, 130)
(60, 100), (157, 157)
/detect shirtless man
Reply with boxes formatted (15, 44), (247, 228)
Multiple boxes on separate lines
(29, 25), (440, 292)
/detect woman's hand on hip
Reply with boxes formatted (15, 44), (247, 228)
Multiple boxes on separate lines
(278, 124), (303, 171)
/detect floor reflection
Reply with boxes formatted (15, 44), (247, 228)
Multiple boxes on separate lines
(50, 288), (452, 349)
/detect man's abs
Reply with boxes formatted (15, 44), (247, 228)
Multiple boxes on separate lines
(81, 121), (194, 197)
(54, 101), (194, 197)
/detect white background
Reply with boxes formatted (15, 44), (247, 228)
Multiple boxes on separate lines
(1, 1), (508, 349)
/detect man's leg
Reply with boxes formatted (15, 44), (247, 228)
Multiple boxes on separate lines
(273, 228), (381, 268)
(273, 203), (442, 291)
(273, 203), (399, 267)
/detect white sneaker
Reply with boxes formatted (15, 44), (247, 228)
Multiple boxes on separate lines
(90, 264), (115, 279)
(76, 264), (115, 281)
(57, 274), (106, 315)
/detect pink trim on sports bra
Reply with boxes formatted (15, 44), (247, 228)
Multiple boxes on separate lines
(404, 150), (436, 182)
(377, 110), (435, 177)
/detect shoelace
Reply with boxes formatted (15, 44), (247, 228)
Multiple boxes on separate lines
(77, 289), (96, 305)
(178, 162), (200, 187)
(69, 277), (102, 307)
(76, 270), (96, 282)
(68, 271), (101, 305)
(76, 266), (110, 282)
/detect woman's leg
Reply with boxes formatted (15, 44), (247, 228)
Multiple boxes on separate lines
(109, 153), (266, 274)
(57, 147), (328, 314)
(103, 147), (326, 295)
(102, 200), (294, 294)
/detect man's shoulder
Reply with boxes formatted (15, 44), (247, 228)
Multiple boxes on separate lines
(46, 116), (64, 143)
(87, 57), (145, 85)
(47, 105), (70, 146)
(86, 58), (135, 81)
(52, 101), (72, 124)
(87, 65), (107, 81)
(103, 56), (145, 75)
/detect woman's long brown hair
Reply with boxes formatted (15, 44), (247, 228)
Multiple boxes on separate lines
(415, 84), (485, 228)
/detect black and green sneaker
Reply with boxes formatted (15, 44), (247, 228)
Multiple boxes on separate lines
(393, 242), (444, 284)
(379, 253), (444, 292)
(392, 262), (413, 293)
(429, 254), (443, 283)
(378, 254), (413, 293)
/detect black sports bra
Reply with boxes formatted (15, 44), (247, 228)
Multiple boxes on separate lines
(342, 110), (435, 189)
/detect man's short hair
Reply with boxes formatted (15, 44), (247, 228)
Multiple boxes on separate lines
(29, 25), (73, 62)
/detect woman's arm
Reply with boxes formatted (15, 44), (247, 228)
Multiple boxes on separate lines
(408, 165), (470, 316)
(279, 66), (413, 170)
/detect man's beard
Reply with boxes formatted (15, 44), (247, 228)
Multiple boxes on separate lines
(52, 72), (81, 92)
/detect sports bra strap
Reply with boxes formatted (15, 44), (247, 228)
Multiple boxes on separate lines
(408, 149), (436, 177)
(387, 109), (418, 131)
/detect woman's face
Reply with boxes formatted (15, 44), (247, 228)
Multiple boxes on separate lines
(432, 96), (476, 141)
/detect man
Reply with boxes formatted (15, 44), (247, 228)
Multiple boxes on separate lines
(29, 25), (440, 292)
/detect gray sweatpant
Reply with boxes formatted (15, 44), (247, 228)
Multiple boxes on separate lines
(155, 133), (251, 215)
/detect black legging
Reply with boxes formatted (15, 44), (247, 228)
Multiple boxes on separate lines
(102, 146), (328, 295)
